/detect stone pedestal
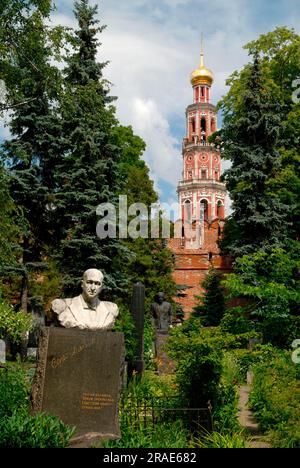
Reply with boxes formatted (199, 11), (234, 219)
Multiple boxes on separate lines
(31, 327), (125, 442)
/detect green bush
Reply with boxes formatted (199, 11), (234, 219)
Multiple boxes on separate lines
(220, 307), (255, 334)
(0, 363), (75, 448)
(167, 326), (223, 408)
(114, 304), (137, 364)
(0, 300), (32, 343)
(0, 363), (29, 417)
(213, 382), (240, 434)
(223, 345), (280, 383)
(102, 420), (189, 448)
(0, 411), (75, 448)
(191, 430), (247, 448)
(249, 350), (300, 448)
(167, 320), (258, 409)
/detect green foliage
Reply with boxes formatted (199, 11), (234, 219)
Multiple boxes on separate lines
(193, 268), (226, 326)
(54, 0), (128, 297)
(0, 300), (32, 343)
(0, 0), (63, 314)
(0, 411), (75, 448)
(122, 371), (177, 401)
(0, 363), (29, 417)
(102, 420), (189, 449)
(223, 247), (300, 347)
(219, 28), (300, 251)
(0, 167), (25, 272)
(167, 323), (223, 408)
(101, 372), (188, 448)
(249, 349), (300, 448)
(218, 54), (287, 256)
(113, 304), (137, 364)
(213, 382), (240, 434)
(0, 363), (75, 448)
(191, 430), (247, 448)
(220, 307), (255, 334)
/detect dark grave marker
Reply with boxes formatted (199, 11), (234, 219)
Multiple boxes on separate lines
(131, 282), (145, 374)
(155, 333), (174, 375)
(31, 327), (124, 443)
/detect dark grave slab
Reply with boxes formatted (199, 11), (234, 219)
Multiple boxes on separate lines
(154, 332), (174, 375)
(31, 327), (124, 443)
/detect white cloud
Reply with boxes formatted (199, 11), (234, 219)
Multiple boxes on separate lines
(130, 98), (181, 186)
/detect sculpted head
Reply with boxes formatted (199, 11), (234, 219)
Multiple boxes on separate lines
(157, 292), (165, 304)
(81, 269), (104, 303)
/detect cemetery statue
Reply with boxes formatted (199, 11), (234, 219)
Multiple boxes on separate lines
(150, 292), (172, 333)
(51, 269), (118, 330)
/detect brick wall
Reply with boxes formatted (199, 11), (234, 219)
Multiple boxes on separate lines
(169, 218), (233, 316)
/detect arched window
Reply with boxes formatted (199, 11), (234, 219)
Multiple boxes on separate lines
(200, 199), (208, 221)
(217, 201), (222, 218)
(184, 200), (192, 223)
(191, 118), (196, 133)
(200, 118), (206, 143)
(211, 118), (216, 133)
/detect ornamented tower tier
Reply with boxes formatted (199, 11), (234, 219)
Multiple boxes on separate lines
(178, 46), (226, 249)
(169, 45), (231, 316)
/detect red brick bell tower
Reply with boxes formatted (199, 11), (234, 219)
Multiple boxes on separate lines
(169, 43), (232, 316)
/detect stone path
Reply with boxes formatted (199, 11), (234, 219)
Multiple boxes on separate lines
(237, 385), (271, 448)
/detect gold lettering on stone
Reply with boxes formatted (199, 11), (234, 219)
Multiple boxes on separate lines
(50, 338), (96, 369)
(81, 393), (115, 411)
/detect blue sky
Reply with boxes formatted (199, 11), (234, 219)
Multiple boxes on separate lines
(1, 0), (299, 209)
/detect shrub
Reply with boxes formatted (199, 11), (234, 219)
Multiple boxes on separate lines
(0, 300), (32, 343)
(220, 307), (255, 334)
(191, 430), (247, 448)
(167, 324), (225, 408)
(0, 363), (75, 448)
(0, 363), (29, 417)
(249, 350), (300, 448)
(113, 304), (137, 364)
(102, 420), (189, 448)
(0, 411), (75, 448)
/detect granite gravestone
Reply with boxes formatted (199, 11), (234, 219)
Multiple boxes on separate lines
(31, 327), (124, 442)
(0, 340), (5, 363)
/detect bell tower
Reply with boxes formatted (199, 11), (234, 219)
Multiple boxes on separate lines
(169, 41), (230, 315)
(178, 41), (226, 249)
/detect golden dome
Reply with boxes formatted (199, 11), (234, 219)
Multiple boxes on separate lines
(190, 50), (214, 87)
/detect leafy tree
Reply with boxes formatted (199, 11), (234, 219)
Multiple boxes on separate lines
(0, 1), (63, 311)
(216, 29), (300, 346)
(222, 246), (300, 347)
(0, 167), (23, 273)
(219, 28), (300, 250)
(54, 0), (128, 297)
(193, 268), (226, 326)
(244, 28), (300, 242)
(218, 55), (287, 256)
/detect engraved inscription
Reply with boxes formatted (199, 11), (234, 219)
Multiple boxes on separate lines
(81, 393), (115, 411)
(51, 338), (96, 369)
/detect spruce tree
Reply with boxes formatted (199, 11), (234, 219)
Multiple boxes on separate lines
(193, 269), (225, 326)
(0, 2), (62, 311)
(219, 55), (287, 256)
(55, 0), (127, 297)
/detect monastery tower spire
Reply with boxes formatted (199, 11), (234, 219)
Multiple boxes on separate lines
(178, 41), (226, 249)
